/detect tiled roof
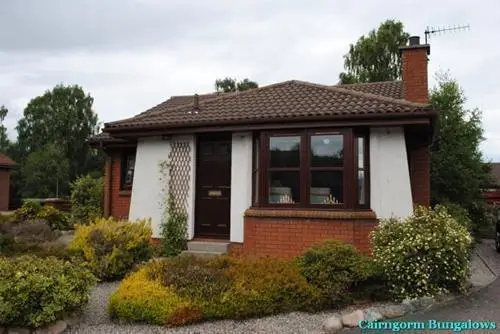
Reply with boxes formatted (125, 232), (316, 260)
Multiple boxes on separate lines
(0, 153), (15, 167)
(87, 132), (126, 144)
(338, 80), (403, 99)
(104, 80), (430, 131)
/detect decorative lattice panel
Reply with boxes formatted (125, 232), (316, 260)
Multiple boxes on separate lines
(168, 140), (191, 214)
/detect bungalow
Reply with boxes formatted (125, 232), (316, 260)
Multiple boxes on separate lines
(90, 36), (436, 257)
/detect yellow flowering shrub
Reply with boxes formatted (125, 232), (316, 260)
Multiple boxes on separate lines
(108, 265), (202, 326)
(69, 217), (152, 280)
(371, 206), (472, 301)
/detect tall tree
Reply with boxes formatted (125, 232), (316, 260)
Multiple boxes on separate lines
(0, 105), (11, 153)
(339, 20), (409, 84)
(215, 77), (259, 92)
(16, 84), (100, 181)
(21, 144), (70, 198)
(429, 73), (492, 234)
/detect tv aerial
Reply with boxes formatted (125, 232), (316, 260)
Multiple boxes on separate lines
(424, 24), (470, 44)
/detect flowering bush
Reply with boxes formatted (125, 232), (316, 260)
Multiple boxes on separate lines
(371, 206), (472, 301)
(69, 217), (152, 280)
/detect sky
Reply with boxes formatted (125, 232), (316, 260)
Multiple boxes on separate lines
(0, 0), (499, 161)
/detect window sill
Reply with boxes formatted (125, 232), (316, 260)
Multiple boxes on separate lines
(119, 190), (132, 197)
(244, 207), (376, 220)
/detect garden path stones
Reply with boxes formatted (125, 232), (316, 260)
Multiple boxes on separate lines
(34, 320), (68, 334)
(377, 303), (408, 319)
(341, 309), (364, 327)
(322, 315), (343, 333)
(363, 307), (383, 321)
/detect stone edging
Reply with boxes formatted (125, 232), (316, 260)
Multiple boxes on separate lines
(322, 292), (470, 333)
(0, 313), (80, 334)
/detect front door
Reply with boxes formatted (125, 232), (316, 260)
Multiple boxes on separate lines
(195, 134), (231, 239)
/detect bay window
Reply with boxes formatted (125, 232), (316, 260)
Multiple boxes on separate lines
(256, 129), (369, 209)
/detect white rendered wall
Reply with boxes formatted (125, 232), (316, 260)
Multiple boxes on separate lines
(129, 137), (171, 238)
(230, 132), (253, 243)
(370, 127), (413, 220)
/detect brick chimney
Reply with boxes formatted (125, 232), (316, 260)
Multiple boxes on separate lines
(399, 36), (430, 104)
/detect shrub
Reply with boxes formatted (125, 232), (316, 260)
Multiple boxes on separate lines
(371, 206), (472, 301)
(69, 217), (152, 280)
(37, 205), (71, 230)
(70, 175), (104, 224)
(0, 255), (97, 328)
(298, 240), (374, 306)
(11, 219), (57, 244)
(14, 200), (43, 221)
(148, 255), (231, 303)
(108, 265), (202, 326)
(13, 201), (69, 231)
(437, 202), (472, 232)
(216, 256), (322, 318)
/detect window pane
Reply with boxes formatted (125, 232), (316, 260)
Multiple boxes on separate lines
(269, 136), (300, 168)
(310, 135), (343, 167)
(357, 137), (364, 167)
(124, 155), (135, 187)
(269, 171), (300, 204)
(358, 170), (365, 205)
(310, 171), (343, 204)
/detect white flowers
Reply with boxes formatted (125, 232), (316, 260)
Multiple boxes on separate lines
(371, 205), (471, 301)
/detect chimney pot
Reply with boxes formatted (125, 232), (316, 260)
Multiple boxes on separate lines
(409, 36), (420, 46)
(193, 94), (200, 110)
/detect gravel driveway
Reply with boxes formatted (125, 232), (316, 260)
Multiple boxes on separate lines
(66, 282), (375, 334)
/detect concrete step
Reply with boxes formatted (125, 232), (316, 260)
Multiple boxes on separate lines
(181, 250), (224, 259)
(187, 240), (230, 254)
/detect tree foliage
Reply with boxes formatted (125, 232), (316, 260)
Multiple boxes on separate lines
(21, 143), (70, 198)
(215, 77), (258, 93)
(429, 73), (492, 235)
(339, 20), (409, 84)
(0, 105), (11, 153)
(16, 84), (100, 181)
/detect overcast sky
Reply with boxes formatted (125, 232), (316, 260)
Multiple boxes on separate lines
(1, 0), (499, 160)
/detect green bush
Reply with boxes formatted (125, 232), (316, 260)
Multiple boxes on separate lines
(69, 217), (152, 280)
(13, 201), (69, 230)
(437, 202), (472, 232)
(0, 255), (97, 328)
(109, 265), (202, 326)
(37, 205), (71, 230)
(297, 240), (376, 306)
(371, 206), (472, 301)
(70, 175), (104, 224)
(14, 200), (43, 221)
(160, 194), (188, 257)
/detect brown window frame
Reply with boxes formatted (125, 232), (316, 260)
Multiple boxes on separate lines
(120, 150), (136, 190)
(256, 128), (369, 210)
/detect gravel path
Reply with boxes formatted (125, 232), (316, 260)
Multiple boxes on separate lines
(66, 282), (379, 334)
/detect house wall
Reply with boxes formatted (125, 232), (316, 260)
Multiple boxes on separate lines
(238, 210), (378, 257)
(128, 138), (171, 238)
(369, 127), (414, 219)
(127, 135), (196, 239)
(0, 169), (10, 211)
(230, 132), (253, 243)
(108, 151), (132, 220)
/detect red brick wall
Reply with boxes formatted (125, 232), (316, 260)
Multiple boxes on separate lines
(401, 46), (429, 104)
(240, 210), (378, 258)
(0, 170), (10, 211)
(408, 144), (430, 207)
(107, 151), (131, 220)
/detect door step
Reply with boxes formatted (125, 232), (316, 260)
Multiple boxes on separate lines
(186, 240), (231, 254)
(181, 250), (224, 259)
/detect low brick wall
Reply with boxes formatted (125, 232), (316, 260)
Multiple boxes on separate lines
(239, 208), (378, 258)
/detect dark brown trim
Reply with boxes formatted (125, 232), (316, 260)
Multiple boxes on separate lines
(119, 190), (132, 197)
(257, 128), (367, 210)
(105, 116), (434, 138)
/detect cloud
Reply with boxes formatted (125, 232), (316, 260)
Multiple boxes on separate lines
(0, 0), (499, 160)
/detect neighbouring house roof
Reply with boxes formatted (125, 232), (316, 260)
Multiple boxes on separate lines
(0, 153), (16, 168)
(91, 80), (428, 143)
